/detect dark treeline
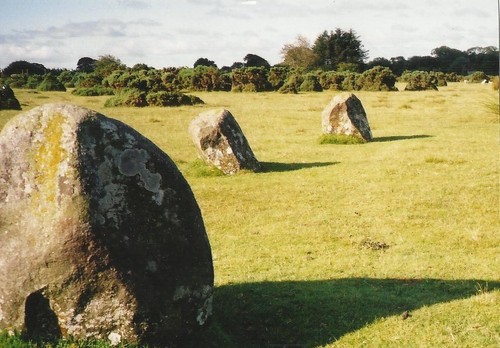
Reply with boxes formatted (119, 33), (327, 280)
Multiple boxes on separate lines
(1, 28), (498, 77)
(0, 29), (498, 104)
(365, 46), (499, 76)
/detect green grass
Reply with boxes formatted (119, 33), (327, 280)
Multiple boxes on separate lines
(180, 159), (225, 177)
(317, 133), (367, 145)
(1, 83), (499, 347)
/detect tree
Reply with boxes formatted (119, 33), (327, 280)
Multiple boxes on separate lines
(3, 60), (46, 76)
(431, 46), (466, 72)
(243, 54), (270, 69)
(405, 55), (437, 72)
(466, 46), (498, 55)
(466, 46), (499, 75)
(230, 62), (244, 70)
(365, 57), (392, 70)
(280, 35), (319, 70)
(94, 55), (126, 79)
(193, 58), (217, 68)
(312, 29), (368, 70)
(76, 57), (97, 72)
(389, 56), (407, 76)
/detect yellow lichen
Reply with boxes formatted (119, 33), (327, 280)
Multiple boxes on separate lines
(32, 113), (67, 214)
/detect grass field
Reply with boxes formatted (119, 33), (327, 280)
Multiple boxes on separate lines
(0, 83), (499, 347)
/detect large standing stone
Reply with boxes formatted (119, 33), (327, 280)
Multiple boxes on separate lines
(189, 109), (260, 174)
(321, 93), (372, 141)
(0, 104), (213, 346)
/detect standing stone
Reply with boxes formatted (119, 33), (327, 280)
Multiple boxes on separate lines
(0, 104), (213, 346)
(0, 85), (21, 110)
(189, 109), (260, 174)
(321, 92), (372, 141)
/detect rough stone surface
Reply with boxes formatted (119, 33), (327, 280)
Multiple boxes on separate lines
(189, 109), (261, 174)
(0, 85), (21, 110)
(321, 92), (372, 141)
(0, 103), (214, 346)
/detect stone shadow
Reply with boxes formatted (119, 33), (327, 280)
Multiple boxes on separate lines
(371, 134), (433, 142)
(202, 278), (499, 347)
(260, 161), (339, 173)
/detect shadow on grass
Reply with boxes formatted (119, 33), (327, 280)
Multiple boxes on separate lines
(372, 134), (433, 142)
(198, 278), (499, 347)
(260, 161), (339, 173)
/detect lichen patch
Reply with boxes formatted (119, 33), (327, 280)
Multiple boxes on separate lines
(118, 148), (162, 193)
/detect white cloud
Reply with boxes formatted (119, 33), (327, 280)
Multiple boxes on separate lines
(117, 0), (151, 9)
(0, 0), (498, 69)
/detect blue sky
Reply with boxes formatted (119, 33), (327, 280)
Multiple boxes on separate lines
(1, 0), (498, 70)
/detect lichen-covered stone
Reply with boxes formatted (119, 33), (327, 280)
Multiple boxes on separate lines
(0, 85), (21, 110)
(189, 109), (261, 174)
(321, 93), (372, 141)
(0, 103), (213, 346)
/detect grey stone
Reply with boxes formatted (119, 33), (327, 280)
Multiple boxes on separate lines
(189, 109), (260, 174)
(0, 103), (213, 346)
(321, 93), (372, 141)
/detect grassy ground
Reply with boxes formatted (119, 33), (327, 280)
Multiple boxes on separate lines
(0, 83), (499, 347)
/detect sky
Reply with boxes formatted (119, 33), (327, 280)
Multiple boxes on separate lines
(1, 0), (498, 70)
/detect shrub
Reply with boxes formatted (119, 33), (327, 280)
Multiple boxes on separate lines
(104, 88), (147, 107)
(403, 71), (438, 91)
(178, 68), (195, 90)
(299, 73), (323, 92)
(268, 67), (290, 91)
(466, 71), (489, 83)
(37, 73), (66, 91)
(72, 86), (115, 96)
(430, 72), (448, 86)
(105, 88), (203, 107)
(58, 70), (76, 88)
(191, 66), (220, 91)
(444, 72), (462, 82)
(5, 74), (28, 88)
(319, 71), (345, 90)
(26, 74), (44, 89)
(278, 72), (303, 94)
(337, 62), (360, 73)
(74, 73), (102, 88)
(161, 68), (183, 92)
(146, 91), (204, 106)
(103, 70), (128, 90)
(231, 67), (271, 92)
(341, 72), (360, 91)
(356, 66), (397, 91)
(217, 73), (232, 91)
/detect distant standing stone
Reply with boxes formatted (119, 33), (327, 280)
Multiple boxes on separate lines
(0, 85), (21, 110)
(189, 109), (261, 174)
(321, 92), (372, 141)
(0, 103), (214, 347)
